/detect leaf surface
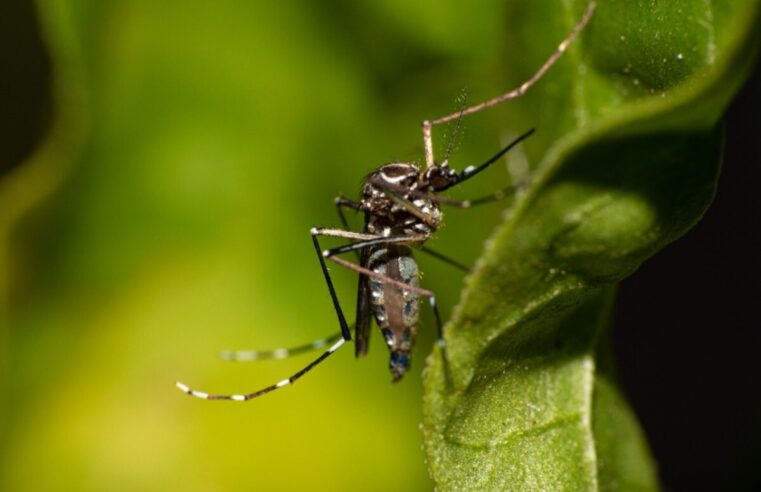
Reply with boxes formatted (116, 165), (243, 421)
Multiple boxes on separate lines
(422, 1), (761, 490)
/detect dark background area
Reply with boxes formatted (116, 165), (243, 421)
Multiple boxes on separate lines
(0, 0), (51, 178)
(614, 57), (761, 491)
(1, 1), (759, 490)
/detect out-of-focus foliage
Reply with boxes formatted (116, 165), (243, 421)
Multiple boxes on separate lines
(2, 1), (757, 491)
(423, 1), (760, 490)
(0, 1), (551, 491)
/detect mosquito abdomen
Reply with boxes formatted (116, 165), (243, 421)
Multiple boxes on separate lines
(367, 246), (419, 381)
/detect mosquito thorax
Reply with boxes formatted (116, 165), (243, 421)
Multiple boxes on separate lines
(361, 162), (444, 236)
(376, 162), (420, 185)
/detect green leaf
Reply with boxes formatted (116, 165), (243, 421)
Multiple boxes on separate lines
(422, 1), (761, 490)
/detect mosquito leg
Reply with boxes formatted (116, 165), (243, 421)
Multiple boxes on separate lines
(314, 224), (426, 357)
(176, 336), (348, 401)
(419, 246), (470, 273)
(369, 175), (525, 210)
(328, 255), (433, 298)
(334, 194), (477, 276)
(312, 227), (380, 241)
(323, 237), (453, 373)
(334, 197), (365, 262)
(310, 232), (353, 341)
(421, 2), (596, 168)
(322, 234), (428, 257)
(175, 228), (365, 401)
(313, 227), (430, 271)
(335, 197), (361, 231)
(174, 230), (360, 401)
(220, 212), (355, 362)
(317, 233), (434, 297)
(219, 331), (343, 361)
(467, 184), (531, 207)
(429, 296), (452, 388)
(436, 182), (527, 209)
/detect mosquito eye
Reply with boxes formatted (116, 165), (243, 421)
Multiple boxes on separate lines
(427, 172), (452, 190)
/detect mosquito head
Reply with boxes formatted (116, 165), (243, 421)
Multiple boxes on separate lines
(421, 162), (458, 192)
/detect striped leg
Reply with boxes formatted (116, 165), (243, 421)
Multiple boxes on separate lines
(175, 227), (359, 402)
(312, 228), (434, 298)
(219, 331), (343, 361)
(175, 337), (347, 401)
(318, 229), (453, 383)
(421, 2), (596, 168)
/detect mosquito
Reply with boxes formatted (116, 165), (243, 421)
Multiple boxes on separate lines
(176, 2), (596, 401)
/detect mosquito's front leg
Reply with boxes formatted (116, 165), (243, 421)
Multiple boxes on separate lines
(322, 234), (428, 257)
(421, 2), (596, 168)
(334, 197), (362, 231)
(311, 227), (379, 241)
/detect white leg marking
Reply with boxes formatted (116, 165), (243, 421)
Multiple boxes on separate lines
(176, 381), (190, 393)
(272, 348), (290, 358)
(231, 395), (246, 401)
(328, 339), (346, 353)
(276, 379), (291, 388)
(191, 390), (209, 399)
(312, 228), (379, 240)
(220, 350), (259, 361)
(311, 338), (329, 349)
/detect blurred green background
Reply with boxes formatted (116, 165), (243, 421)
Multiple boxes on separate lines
(0, 0), (558, 490)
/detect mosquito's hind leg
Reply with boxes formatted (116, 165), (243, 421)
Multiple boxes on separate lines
(429, 296), (452, 388)
(219, 332), (343, 361)
(175, 334), (348, 401)
(419, 246), (470, 273)
(174, 229), (361, 402)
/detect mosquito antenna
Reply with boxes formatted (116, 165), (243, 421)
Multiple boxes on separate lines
(441, 88), (468, 165)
